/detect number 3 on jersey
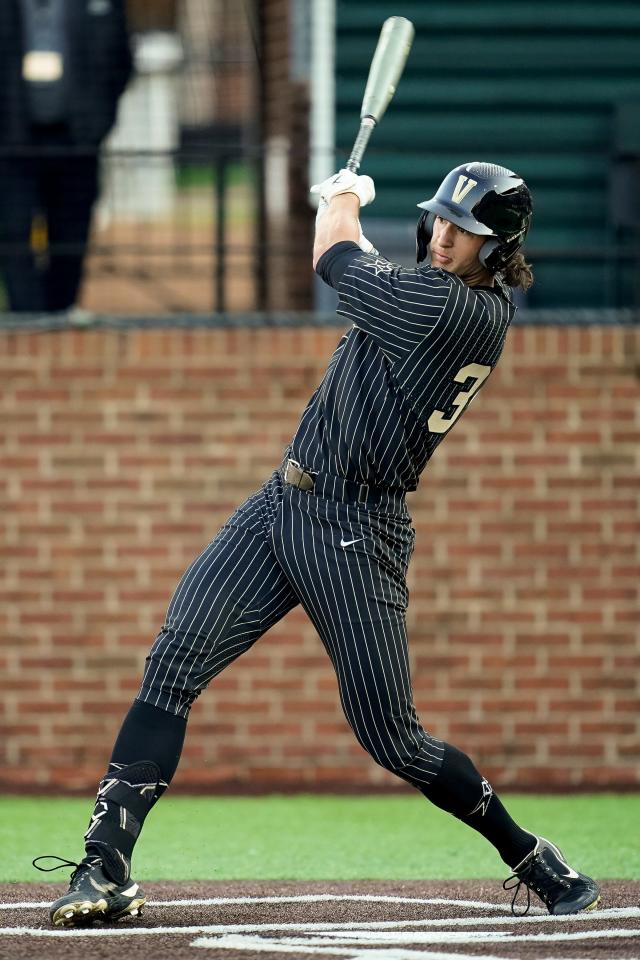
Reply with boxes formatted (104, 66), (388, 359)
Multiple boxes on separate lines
(428, 362), (492, 434)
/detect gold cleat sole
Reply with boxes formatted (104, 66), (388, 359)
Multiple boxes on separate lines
(583, 895), (601, 912)
(52, 897), (109, 927)
(51, 894), (146, 927)
(110, 896), (146, 921)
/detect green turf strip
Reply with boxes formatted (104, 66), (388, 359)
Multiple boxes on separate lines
(1, 793), (637, 884)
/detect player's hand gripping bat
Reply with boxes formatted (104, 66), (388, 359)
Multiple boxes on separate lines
(345, 16), (415, 173)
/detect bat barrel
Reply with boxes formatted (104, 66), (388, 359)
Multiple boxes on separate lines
(346, 117), (376, 173)
(360, 17), (415, 121)
(345, 17), (414, 173)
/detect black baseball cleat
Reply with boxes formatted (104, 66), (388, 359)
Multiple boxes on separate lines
(503, 836), (601, 916)
(33, 855), (145, 927)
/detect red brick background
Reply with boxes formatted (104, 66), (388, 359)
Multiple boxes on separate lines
(0, 325), (638, 792)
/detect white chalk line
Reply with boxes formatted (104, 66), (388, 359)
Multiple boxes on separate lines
(0, 893), (524, 912)
(0, 891), (637, 960)
(279, 928), (640, 944)
(193, 936), (513, 960)
(193, 926), (640, 960)
(0, 904), (638, 938)
(195, 943), (633, 960)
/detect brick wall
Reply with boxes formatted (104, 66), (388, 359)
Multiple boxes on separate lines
(0, 325), (638, 793)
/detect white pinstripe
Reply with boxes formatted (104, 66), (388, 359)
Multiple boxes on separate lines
(293, 494), (370, 745)
(139, 485), (297, 717)
(292, 258), (511, 491)
(292, 497), (403, 772)
(277, 493), (370, 747)
(270, 485), (443, 781)
(148, 534), (264, 709)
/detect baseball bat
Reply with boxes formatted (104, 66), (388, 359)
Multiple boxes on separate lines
(345, 16), (415, 173)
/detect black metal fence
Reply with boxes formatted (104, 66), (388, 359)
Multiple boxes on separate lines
(1, 0), (638, 314)
(1, 308), (639, 333)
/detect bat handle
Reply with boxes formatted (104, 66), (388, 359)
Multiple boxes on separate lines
(346, 117), (376, 173)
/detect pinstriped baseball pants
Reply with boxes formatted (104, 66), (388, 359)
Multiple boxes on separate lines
(138, 471), (444, 789)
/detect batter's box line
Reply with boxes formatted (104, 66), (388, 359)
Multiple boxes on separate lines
(191, 927), (640, 960)
(0, 905), (638, 938)
(264, 928), (640, 945)
(196, 936), (632, 960)
(194, 936), (515, 960)
(0, 894), (524, 912)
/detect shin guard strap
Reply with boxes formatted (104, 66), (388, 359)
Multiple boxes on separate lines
(84, 760), (161, 884)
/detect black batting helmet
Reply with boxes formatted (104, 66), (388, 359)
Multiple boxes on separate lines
(416, 161), (532, 274)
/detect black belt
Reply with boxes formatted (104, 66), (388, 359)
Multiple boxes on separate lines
(282, 458), (406, 512)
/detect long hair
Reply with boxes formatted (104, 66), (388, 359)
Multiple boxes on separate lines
(500, 252), (534, 291)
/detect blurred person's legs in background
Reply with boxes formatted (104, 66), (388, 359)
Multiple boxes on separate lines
(0, 155), (47, 311)
(43, 151), (99, 311)
(0, 145), (98, 312)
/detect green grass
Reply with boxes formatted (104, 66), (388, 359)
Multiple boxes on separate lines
(2, 793), (637, 885)
(175, 162), (255, 191)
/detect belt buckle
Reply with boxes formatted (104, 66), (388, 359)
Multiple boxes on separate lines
(285, 458), (314, 492)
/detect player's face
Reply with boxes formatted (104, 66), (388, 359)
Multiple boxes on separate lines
(430, 215), (487, 279)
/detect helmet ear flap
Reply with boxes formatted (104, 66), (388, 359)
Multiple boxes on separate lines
(481, 234), (523, 273)
(479, 237), (500, 269)
(416, 210), (434, 264)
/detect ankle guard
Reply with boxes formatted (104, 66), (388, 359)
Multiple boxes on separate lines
(84, 760), (162, 884)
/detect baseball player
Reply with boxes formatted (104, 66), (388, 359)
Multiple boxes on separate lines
(35, 162), (600, 925)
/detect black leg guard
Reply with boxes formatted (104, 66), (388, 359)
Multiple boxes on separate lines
(84, 761), (162, 884)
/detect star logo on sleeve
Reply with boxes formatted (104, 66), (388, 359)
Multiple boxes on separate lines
(363, 256), (394, 276)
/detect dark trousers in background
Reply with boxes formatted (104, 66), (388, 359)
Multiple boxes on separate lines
(0, 148), (99, 311)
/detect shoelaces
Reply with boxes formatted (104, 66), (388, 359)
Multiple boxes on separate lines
(32, 855), (80, 874)
(503, 852), (571, 916)
(32, 854), (99, 889)
(502, 866), (533, 916)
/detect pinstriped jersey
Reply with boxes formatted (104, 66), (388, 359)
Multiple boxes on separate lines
(289, 242), (515, 492)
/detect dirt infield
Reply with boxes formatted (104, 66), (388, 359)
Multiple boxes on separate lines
(1, 880), (638, 960)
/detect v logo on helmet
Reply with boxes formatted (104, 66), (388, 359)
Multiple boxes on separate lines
(451, 175), (477, 204)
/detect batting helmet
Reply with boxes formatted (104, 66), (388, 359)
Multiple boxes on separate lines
(416, 161), (532, 274)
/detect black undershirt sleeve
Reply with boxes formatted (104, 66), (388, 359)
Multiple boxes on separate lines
(315, 240), (362, 290)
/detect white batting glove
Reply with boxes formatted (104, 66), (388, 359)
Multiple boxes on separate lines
(316, 202), (378, 253)
(310, 169), (376, 208)
(315, 196), (330, 227)
(358, 222), (379, 255)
